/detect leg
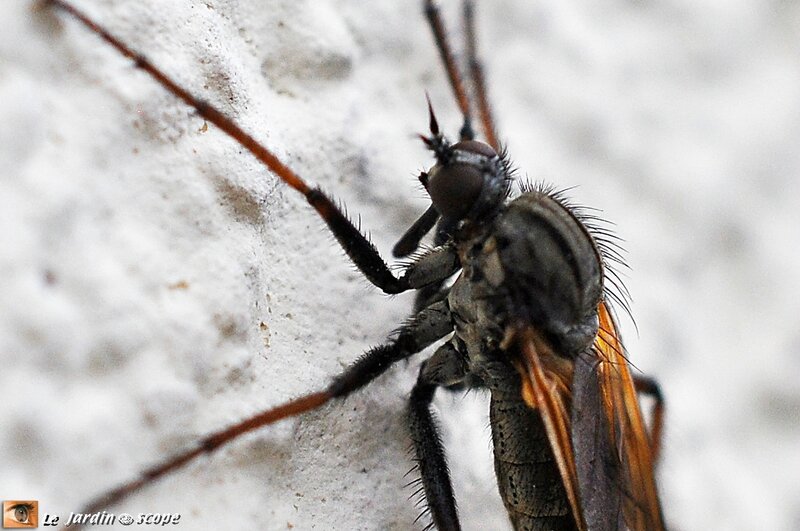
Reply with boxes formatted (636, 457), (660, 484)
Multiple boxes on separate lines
(413, 283), (450, 314)
(402, 244), (460, 291)
(395, 220), (460, 314)
(72, 300), (454, 525)
(407, 341), (470, 531)
(423, 0), (500, 149)
(634, 374), (665, 461)
(463, 0), (500, 150)
(50, 0), (411, 295)
(393, 204), (440, 258)
(423, 0), (474, 141)
(411, 216), (460, 310)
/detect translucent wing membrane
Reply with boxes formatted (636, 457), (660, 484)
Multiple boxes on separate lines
(513, 301), (664, 531)
(515, 327), (587, 531)
(595, 302), (665, 531)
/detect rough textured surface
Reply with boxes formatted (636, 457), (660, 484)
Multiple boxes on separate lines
(2, 0), (800, 529)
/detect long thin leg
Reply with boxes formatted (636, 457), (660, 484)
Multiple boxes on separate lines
(50, 0), (409, 295)
(463, 0), (500, 150)
(407, 342), (469, 531)
(633, 374), (665, 462)
(71, 301), (454, 527)
(424, 0), (474, 141)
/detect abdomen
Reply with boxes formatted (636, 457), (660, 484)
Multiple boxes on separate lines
(490, 388), (577, 531)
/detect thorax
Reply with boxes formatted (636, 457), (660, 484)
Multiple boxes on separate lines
(447, 191), (604, 379)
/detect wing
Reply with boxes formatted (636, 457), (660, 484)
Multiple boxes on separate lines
(513, 302), (665, 531)
(572, 341), (623, 531)
(514, 326), (587, 531)
(592, 301), (665, 531)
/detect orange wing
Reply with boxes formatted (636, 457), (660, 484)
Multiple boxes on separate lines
(515, 327), (586, 531)
(594, 301), (665, 531)
(513, 302), (664, 531)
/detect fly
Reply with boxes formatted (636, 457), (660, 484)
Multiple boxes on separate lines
(48, 0), (666, 529)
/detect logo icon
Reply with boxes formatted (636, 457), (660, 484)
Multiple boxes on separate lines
(2, 501), (38, 528)
(118, 514), (134, 526)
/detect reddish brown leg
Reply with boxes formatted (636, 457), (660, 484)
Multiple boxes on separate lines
(463, 0), (500, 150)
(65, 293), (452, 529)
(49, 0), (410, 295)
(46, 0), (467, 527)
(424, 0), (475, 141)
(72, 392), (331, 521)
(634, 374), (665, 462)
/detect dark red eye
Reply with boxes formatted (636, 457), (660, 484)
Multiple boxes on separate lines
(427, 140), (497, 220)
(427, 163), (484, 220)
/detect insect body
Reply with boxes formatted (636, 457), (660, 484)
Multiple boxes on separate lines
(46, 1), (665, 529)
(401, 121), (663, 530)
(449, 188), (604, 528)
(415, 143), (604, 529)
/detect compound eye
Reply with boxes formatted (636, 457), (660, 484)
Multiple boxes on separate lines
(451, 140), (497, 158)
(427, 163), (484, 220)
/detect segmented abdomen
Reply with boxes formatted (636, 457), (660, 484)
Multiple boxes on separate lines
(490, 390), (577, 531)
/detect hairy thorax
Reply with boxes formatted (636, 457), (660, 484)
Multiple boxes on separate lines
(448, 190), (605, 386)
